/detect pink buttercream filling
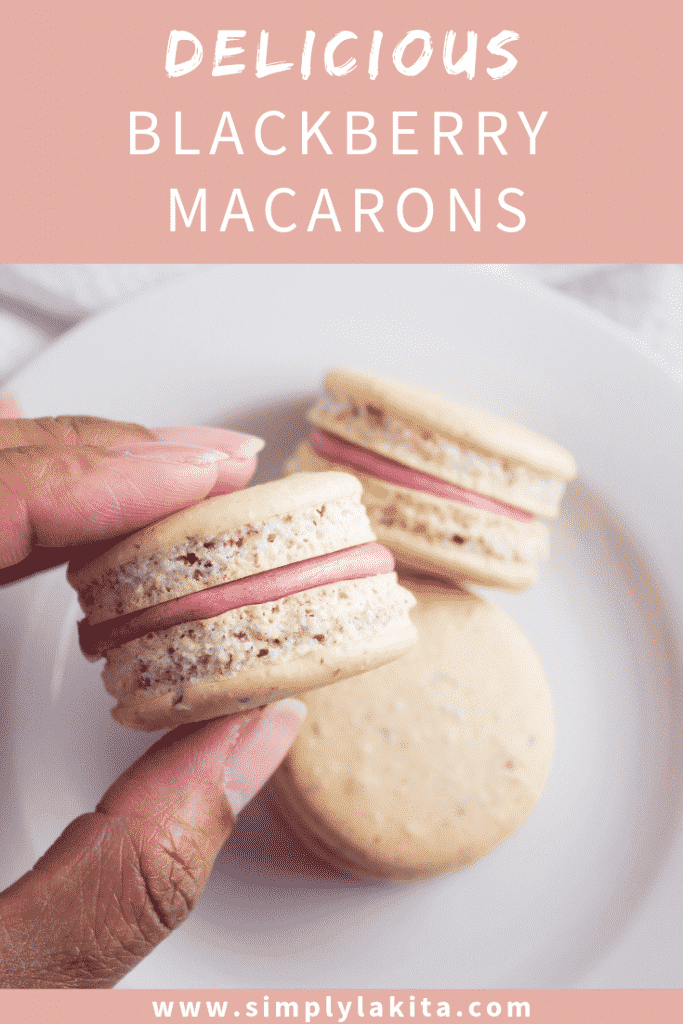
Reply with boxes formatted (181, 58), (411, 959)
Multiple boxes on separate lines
(310, 431), (534, 522)
(79, 541), (394, 659)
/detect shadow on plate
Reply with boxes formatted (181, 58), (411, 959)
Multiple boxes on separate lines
(215, 783), (376, 891)
(210, 394), (314, 486)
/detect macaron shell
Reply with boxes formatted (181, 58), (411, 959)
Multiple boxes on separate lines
(288, 443), (543, 591)
(109, 622), (417, 731)
(316, 369), (577, 481)
(379, 524), (538, 592)
(271, 579), (554, 881)
(68, 471), (364, 594)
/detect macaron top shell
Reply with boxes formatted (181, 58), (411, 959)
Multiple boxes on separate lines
(274, 578), (554, 880)
(310, 368), (577, 483)
(69, 472), (376, 622)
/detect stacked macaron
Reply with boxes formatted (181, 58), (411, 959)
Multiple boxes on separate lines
(288, 369), (576, 590)
(69, 472), (417, 731)
(272, 579), (554, 880)
(271, 368), (576, 878)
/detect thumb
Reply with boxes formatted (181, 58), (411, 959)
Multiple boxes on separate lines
(0, 442), (233, 570)
(0, 415), (262, 584)
(0, 442), (237, 580)
(0, 699), (306, 989)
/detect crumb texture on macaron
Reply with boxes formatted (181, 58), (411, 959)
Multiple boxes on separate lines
(308, 369), (576, 517)
(69, 472), (420, 731)
(287, 445), (546, 590)
(77, 495), (376, 624)
(289, 444), (548, 566)
(104, 573), (416, 705)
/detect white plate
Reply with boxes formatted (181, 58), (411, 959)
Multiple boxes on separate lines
(1, 265), (681, 989)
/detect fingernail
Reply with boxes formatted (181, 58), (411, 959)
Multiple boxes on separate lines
(223, 698), (307, 816)
(0, 393), (22, 419)
(233, 436), (266, 458)
(109, 442), (233, 465)
(154, 426), (266, 460)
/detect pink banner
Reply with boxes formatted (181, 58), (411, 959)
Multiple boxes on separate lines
(0, 989), (682, 1022)
(1, 1), (680, 261)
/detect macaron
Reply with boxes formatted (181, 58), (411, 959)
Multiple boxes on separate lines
(287, 368), (577, 591)
(68, 472), (417, 732)
(271, 578), (554, 881)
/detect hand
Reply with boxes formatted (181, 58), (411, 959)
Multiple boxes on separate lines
(0, 402), (264, 584)
(0, 403), (305, 988)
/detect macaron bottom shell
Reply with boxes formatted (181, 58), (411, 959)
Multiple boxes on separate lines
(104, 574), (417, 732)
(271, 578), (554, 881)
(271, 761), (476, 882)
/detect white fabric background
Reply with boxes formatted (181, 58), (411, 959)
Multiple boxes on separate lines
(0, 264), (680, 390)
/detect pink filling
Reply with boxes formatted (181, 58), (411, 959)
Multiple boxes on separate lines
(310, 430), (533, 522)
(79, 541), (394, 659)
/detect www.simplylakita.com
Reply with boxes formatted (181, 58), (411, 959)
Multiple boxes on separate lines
(151, 995), (530, 1021)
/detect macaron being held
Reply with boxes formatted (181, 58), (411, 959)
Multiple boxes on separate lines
(271, 578), (555, 881)
(68, 472), (417, 731)
(288, 369), (576, 591)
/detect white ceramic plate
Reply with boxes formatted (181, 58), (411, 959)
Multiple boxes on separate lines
(1, 266), (681, 989)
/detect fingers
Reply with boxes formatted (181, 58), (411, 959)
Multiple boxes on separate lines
(0, 394), (22, 419)
(0, 414), (156, 450)
(0, 416), (263, 495)
(0, 444), (229, 570)
(0, 416), (264, 581)
(0, 699), (306, 989)
(154, 426), (264, 497)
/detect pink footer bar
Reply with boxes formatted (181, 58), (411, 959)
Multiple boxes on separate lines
(0, 989), (681, 1023)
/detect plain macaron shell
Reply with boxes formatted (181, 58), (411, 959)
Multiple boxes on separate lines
(271, 578), (554, 881)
